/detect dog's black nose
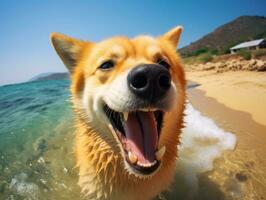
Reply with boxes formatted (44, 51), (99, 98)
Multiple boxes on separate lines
(127, 64), (171, 103)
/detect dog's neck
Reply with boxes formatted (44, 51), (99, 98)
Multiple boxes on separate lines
(75, 124), (122, 199)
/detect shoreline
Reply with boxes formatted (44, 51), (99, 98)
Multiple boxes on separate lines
(186, 71), (266, 126)
(187, 71), (266, 199)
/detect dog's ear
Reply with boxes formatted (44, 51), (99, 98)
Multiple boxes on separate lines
(162, 26), (183, 48)
(50, 33), (87, 73)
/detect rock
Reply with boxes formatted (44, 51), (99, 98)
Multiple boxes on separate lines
(218, 63), (227, 69)
(216, 69), (225, 73)
(37, 157), (45, 164)
(242, 64), (249, 71)
(249, 59), (257, 66)
(237, 64), (243, 70)
(202, 65), (215, 70)
(230, 64), (237, 70)
(34, 138), (47, 154)
(63, 167), (68, 174)
(185, 58), (266, 72)
(257, 63), (266, 71)
(250, 64), (258, 71)
(256, 60), (264, 67)
(39, 178), (47, 185)
(9, 173), (40, 200)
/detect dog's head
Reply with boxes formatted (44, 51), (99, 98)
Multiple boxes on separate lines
(51, 27), (185, 178)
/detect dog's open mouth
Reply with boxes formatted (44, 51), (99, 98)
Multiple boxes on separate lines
(103, 104), (165, 175)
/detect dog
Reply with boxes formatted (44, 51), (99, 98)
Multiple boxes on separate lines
(51, 26), (186, 200)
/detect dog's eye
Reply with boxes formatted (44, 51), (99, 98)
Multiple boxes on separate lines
(99, 60), (115, 70)
(157, 59), (170, 69)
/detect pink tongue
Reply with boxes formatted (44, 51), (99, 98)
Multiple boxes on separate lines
(123, 111), (158, 164)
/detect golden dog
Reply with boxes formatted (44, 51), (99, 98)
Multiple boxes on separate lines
(51, 26), (186, 200)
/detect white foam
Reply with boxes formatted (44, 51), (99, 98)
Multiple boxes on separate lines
(177, 103), (236, 196)
(9, 173), (40, 200)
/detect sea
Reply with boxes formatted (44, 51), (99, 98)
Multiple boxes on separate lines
(0, 80), (236, 200)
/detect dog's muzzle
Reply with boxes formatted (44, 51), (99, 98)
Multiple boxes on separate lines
(102, 64), (175, 176)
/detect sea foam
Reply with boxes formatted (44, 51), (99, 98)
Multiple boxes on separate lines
(175, 103), (237, 197)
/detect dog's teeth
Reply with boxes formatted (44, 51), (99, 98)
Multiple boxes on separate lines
(141, 108), (149, 112)
(140, 108), (157, 112)
(128, 151), (138, 164)
(108, 124), (116, 135)
(155, 146), (166, 161)
(123, 112), (129, 121)
(136, 160), (157, 167)
(151, 160), (157, 166)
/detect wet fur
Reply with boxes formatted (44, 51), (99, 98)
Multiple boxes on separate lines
(51, 27), (186, 200)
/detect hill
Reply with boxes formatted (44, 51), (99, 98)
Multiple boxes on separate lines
(29, 72), (69, 82)
(180, 16), (266, 56)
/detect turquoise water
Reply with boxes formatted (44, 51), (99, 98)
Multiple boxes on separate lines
(0, 80), (237, 200)
(0, 80), (81, 200)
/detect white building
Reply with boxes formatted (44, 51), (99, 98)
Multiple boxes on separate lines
(230, 39), (266, 54)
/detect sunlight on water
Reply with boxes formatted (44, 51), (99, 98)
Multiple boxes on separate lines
(0, 80), (80, 200)
(0, 80), (236, 200)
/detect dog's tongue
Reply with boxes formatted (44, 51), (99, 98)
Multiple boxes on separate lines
(123, 111), (158, 164)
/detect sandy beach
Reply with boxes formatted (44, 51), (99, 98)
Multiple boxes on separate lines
(187, 71), (266, 199)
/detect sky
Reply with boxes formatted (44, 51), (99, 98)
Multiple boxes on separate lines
(0, 0), (265, 85)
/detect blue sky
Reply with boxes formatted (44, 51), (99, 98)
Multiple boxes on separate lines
(0, 0), (265, 85)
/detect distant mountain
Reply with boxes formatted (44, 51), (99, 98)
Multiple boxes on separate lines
(180, 16), (266, 56)
(30, 72), (69, 82)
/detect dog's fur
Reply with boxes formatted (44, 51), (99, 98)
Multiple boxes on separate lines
(51, 27), (186, 200)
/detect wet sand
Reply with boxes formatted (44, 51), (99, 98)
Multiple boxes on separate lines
(187, 71), (266, 199)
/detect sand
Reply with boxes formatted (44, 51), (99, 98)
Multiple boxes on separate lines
(187, 71), (266, 126)
(186, 71), (266, 199)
